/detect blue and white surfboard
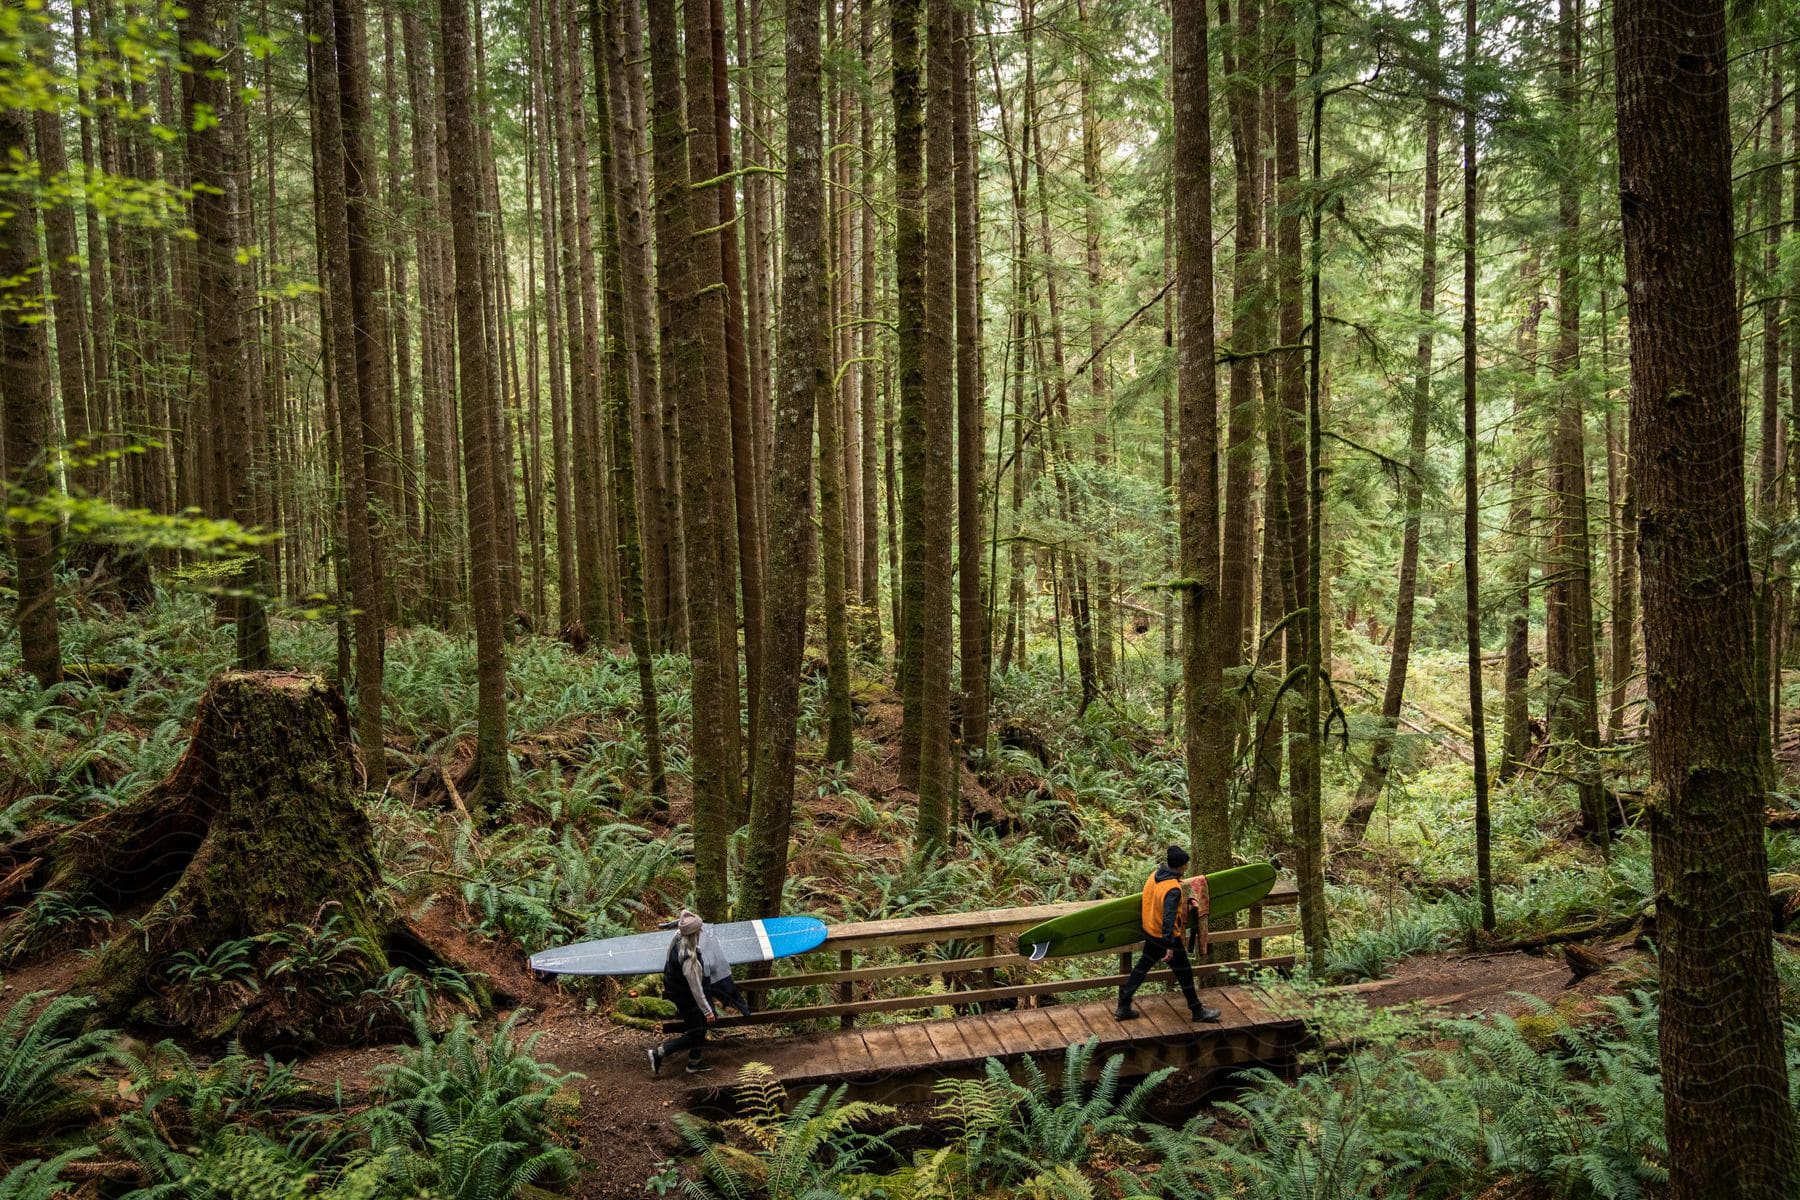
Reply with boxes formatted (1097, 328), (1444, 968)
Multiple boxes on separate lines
(529, 915), (829, 977)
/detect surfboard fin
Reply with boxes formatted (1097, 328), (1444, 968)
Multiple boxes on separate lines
(1027, 942), (1050, 963)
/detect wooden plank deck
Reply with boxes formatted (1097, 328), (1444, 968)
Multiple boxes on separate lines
(683, 980), (1308, 1105)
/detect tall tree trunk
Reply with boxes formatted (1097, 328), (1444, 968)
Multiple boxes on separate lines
(401, 6), (461, 626)
(894, 0), (927, 789)
(593, 0), (668, 804)
(681, 0), (747, 817)
(740, 0), (824, 917)
(1546, 0), (1606, 840)
(308, 0), (386, 786)
(817, 140), (856, 766)
(1759, 64), (1785, 752)
(1464, 0), (1494, 931)
(1, 107), (62, 688)
(704, 0), (766, 765)
(858, 0), (883, 654)
(954, 2), (989, 762)
(911, 0), (958, 848)
(1079, 0), (1113, 691)
(184, 0), (270, 668)
(1501, 254), (1542, 778)
(1172, 0), (1229, 874)
(1273, 0), (1321, 963)
(333, 0), (397, 627)
(440, 0), (511, 807)
(1615, 0), (1799, 1187)
(650, 0), (732, 916)
(1344, 30), (1437, 841)
(1219, 0), (1262, 676)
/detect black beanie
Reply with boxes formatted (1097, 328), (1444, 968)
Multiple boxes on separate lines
(1166, 845), (1190, 870)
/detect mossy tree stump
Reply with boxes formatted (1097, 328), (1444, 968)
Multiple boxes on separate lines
(0, 672), (453, 1048)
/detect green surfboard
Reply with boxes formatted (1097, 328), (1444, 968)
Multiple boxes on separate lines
(1017, 862), (1278, 961)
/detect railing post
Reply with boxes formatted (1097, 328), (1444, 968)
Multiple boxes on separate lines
(983, 934), (996, 990)
(839, 949), (854, 1028)
(1248, 904), (1265, 962)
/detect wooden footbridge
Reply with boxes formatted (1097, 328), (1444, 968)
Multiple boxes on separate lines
(670, 881), (1312, 1104)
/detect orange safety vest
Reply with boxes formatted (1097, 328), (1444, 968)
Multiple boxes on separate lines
(1140, 872), (1187, 941)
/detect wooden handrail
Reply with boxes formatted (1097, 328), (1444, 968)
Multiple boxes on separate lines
(738, 923), (1299, 992)
(683, 954), (1297, 1030)
(660, 880), (1302, 1032)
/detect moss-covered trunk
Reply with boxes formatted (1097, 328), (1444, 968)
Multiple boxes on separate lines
(1, 672), (399, 1046)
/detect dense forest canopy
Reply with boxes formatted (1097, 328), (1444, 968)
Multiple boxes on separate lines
(1, 0), (1798, 1193)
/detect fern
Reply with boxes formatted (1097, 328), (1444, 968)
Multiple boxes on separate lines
(363, 1011), (581, 1196)
(678, 1063), (897, 1200)
(0, 1149), (93, 1200)
(0, 992), (114, 1145)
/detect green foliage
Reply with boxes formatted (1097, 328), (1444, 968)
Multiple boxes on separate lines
(676, 1063), (897, 1200)
(363, 1011), (581, 1195)
(0, 992), (113, 1146)
(0, 1150), (93, 1200)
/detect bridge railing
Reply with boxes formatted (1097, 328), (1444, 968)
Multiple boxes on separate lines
(691, 879), (1299, 1030)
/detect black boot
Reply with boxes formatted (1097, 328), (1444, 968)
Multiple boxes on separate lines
(1191, 1005), (1221, 1023)
(1114, 1005), (1141, 1021)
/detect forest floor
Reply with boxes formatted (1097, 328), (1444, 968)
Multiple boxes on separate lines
(0, 605), (1736, 1196)
(285, 941), (1617, 1198)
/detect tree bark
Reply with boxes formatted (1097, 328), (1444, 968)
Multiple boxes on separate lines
(954, 2), (989, 763)
(307, 0), (386, 786)
(1, 107), (61, 688)
(440, 0), (511, 808)
(1172, 0), (1229, 874)
(649, 0), (732, 917)
(894, 0), (927, 790)
(741, 0), (824, 917)
(911, 0), (958, 849)
(1545, 0), (1606, 841)
(1615, 0), (1800, 1187)
(591, 0), (668, 804)
(680, 0), (747, 819)
(1464, 0), (1494, 932)
(1501, 254), (1542, 778)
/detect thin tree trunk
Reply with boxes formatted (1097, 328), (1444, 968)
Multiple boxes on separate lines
(184, 0), (270, 668)
(1501, 253), (1542, 777)
(894, 0), (927, 790)
(954, 2), (988, 762)
(858, 0), (882, 654)
(1464, 0), (1494, 932)
(308, 0), (386, 785)
(1546, 0), (1605, 841)
(1219, 0), (1262, 673)
(333, 0), (397, 628)
(912, 0), (957, 847)
(441, 0), (510, 806)
(1344, 29), (1438, 841)
(593, 0), (668, 804)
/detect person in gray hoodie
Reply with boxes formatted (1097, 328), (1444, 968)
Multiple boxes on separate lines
(649, 911), (714, 1076)
(697, 922), (753, 1017)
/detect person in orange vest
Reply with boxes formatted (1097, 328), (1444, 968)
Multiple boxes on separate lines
(1115, 846), (1221, 1023)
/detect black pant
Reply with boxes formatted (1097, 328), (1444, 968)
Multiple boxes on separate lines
(659, 1013), (707, 1063)
(1118, 939), (1202, 1013)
